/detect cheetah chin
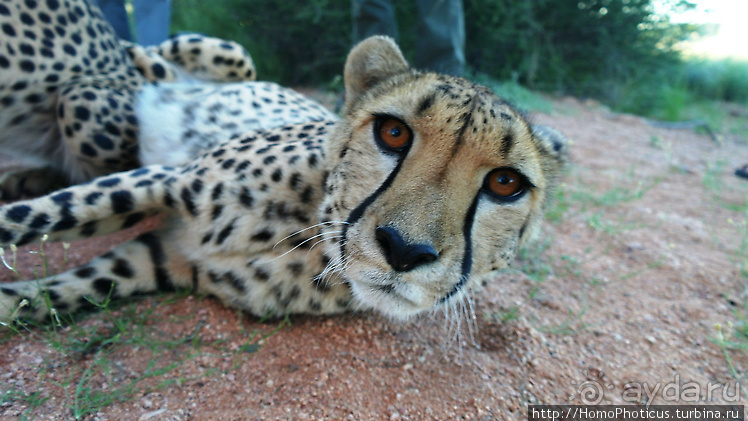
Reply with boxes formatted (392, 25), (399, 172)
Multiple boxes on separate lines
(0, 36), (567, 324)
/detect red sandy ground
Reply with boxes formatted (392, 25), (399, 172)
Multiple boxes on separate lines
(0, 96), (747, 420)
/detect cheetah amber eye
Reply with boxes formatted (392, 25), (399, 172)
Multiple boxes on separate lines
(375, 117), (412, 152)
(484, 168), (526, 201)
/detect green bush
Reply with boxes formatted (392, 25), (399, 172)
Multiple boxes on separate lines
(172, 0), (354, 84)
(171, 0), (748, 120)
(172, 0), (692, 87)
(685, 59), (748, 104)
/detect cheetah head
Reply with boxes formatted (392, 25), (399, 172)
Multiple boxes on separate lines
(320, 36), (567, 320)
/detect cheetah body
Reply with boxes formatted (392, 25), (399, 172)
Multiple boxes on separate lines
(0, 0), (332, 197)
(0, 36), (568, 323)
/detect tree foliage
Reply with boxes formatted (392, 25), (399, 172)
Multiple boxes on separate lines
(464, 0), (697, 101)
(172, 0), (699, 105)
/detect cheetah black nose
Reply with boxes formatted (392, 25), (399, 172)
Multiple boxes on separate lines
(375, 226), (438, 272)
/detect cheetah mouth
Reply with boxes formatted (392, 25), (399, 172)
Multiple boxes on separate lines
(344, 264), (464, 318)
(333, 239), (467, 316)
(347, 278), (423, 317)
(370, 282), (420, 305)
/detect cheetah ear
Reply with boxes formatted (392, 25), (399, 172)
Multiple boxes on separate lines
(531, 124), (569, 168)
(343, 36), (409, 110)
(530, 124), (569, 205)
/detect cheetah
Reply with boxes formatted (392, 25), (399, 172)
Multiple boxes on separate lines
(0, 36), (568, 323)
(0, 0), (333, 198)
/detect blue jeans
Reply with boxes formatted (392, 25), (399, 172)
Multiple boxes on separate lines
(97, 0), (172, 46)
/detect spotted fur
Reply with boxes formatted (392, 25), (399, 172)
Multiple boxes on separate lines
(0, 37), (568, 324)
(121, 34), (256, 84)
(136, 82), (336, 167)
(0, 0), (330, 199)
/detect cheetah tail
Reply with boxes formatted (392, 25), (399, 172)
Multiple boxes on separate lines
(0, 165), (181, 247)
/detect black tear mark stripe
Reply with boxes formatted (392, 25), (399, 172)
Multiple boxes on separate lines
(341, 139), (411, 257)
(440, 193), (479, 303)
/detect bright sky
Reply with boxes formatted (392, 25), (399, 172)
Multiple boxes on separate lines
(668, 0), (748, 59)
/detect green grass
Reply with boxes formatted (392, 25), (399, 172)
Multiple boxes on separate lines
(714, 320), (748, 399)
(2, 299), (289, 419)
(1, 388), (50, 420)
(514, 237), (554, 283)
(545, 183), (570, 224)
(483, 236), (552, 324)
(703, 160), (748, 213)
(728, 216), (748, 280)
(655, 95), (747, 141)
(585, 212), (644, 236)
(561, 166), (657, 217)
(3, 297), (194, 417)
(0, 241), (290, 419)
(536, 301), (589, 336)
(498, 242), (590, 335)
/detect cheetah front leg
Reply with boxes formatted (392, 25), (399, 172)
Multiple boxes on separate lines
(0, 229), (191, 324)
(0, 226), (353, 324)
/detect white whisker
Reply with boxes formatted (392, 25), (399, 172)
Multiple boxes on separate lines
(272, 220), (349, 250)
(464, 290), (478, 347)
(444, 298), (458, 348)
(436, 274), (480, 354)
(308, 235), (343, 252)
(268, 231), (343, 261)
(324, 247), (356, 284)
(459, 292), (471, 348)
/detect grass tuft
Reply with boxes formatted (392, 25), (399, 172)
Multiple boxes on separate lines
(0, 242), (290, 419)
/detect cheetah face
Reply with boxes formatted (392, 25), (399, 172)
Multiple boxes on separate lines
(320, 37), (566, 319)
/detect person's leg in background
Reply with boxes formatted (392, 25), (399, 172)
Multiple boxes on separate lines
(133, 0), (172, 45)
(96, 0), (132, 41)
(352, 0), (398, 44)
(415, 0), (465, 76)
